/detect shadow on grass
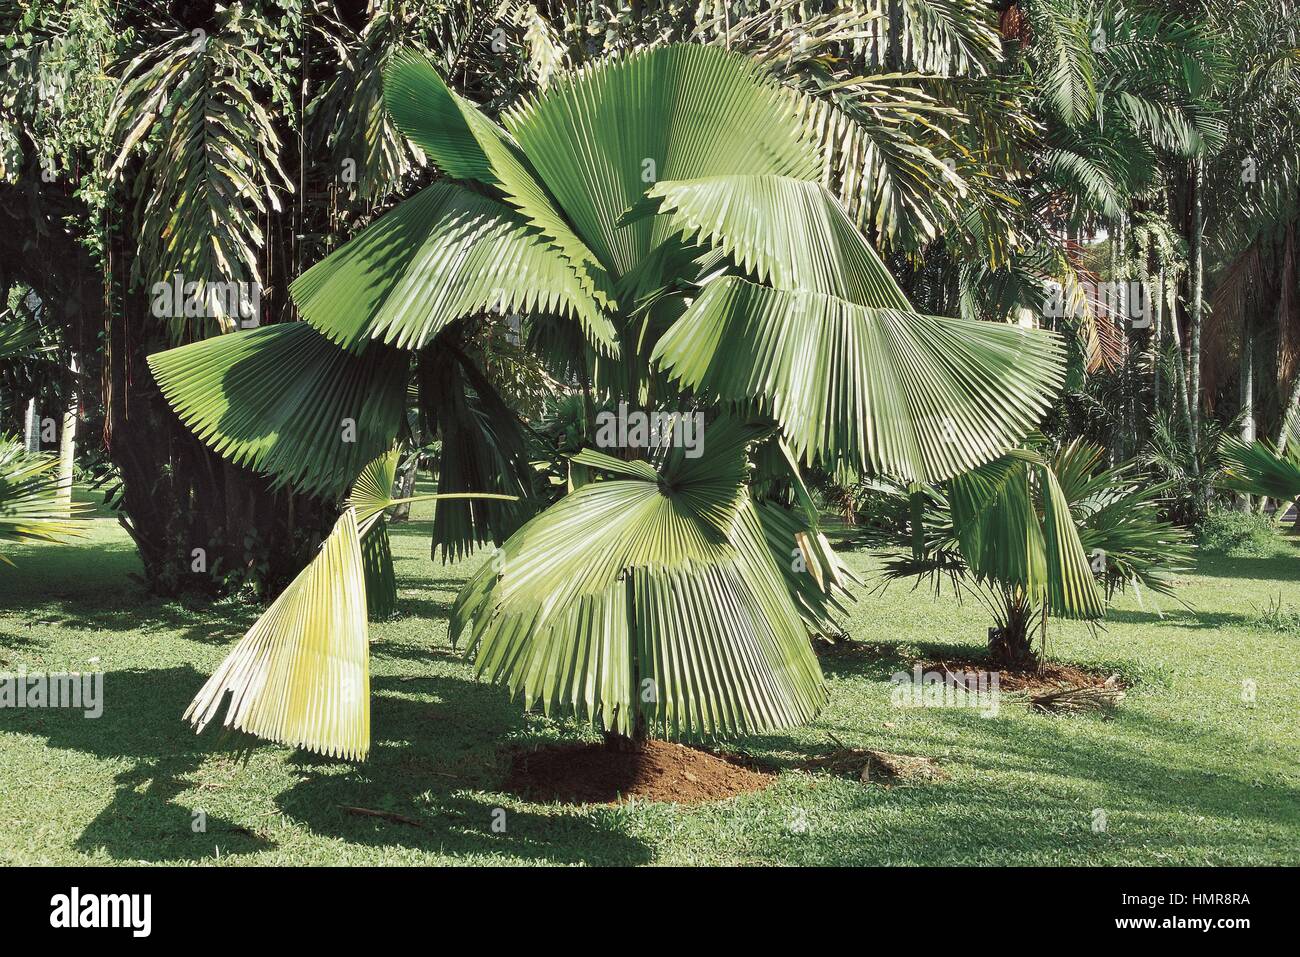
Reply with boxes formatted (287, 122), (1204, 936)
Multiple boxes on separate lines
(1195, 553), (1300, 583)
(0, 665), (650, 864)
(747, 700), (1299, 865)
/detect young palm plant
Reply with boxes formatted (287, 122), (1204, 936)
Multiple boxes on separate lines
(884, 439), (1190, 666)
(150, 43), (1068, 758)
(1221, 438), (1300, 524)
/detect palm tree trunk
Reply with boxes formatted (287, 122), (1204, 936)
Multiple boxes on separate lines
(1152, 263), (1163, 415)
(23, 396), (39, 452)
(1167, 274), (1196, 446)
(1188, 157), (1205, 447)
(390, 454), (418, 523)
(56, 356), (78, 516)
(1277, 369), (1300, 452)
(1239, 308), (1255, 509)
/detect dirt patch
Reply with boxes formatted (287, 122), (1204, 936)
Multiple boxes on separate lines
(917, 656), (1126, 713)
(504, 740), (775, 805)
(799, 747), (948, 786)
(919, 656), (1123, 693)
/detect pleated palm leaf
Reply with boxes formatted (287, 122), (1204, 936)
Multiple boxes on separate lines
(153, 43), (1067, 756)
(885, 438), (1189, 664)
(1221, 439), (1300, 509)
(453, 419), (827, 739)
(0, 436), (87, 566)
(183, 448), (514, 759)
(885, 443), (1103, 666)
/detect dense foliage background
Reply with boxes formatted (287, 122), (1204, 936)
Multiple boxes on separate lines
(3, 0), (1298, 599)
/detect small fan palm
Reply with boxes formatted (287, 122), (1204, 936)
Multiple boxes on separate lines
(884, 439), (1190, 666)
(151, 43), (1067, 757)
(0, 436), (86, 566)
(1221, 439), (1300, 513)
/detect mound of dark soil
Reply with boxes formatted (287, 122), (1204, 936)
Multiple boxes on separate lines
(919, 656), (1125, 695)
(504, 740), (775, 805)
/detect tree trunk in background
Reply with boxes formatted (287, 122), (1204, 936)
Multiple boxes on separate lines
(1277, 370), (1300, 452)
(56, 354), (77, 515)
(1239, 309), (1255, 510)
(1187, 158), (1205, 446)
(104, 282), (333, 598)
(1152, 265), (1163, 416)
(23, 396), (39, 452)
(1167, 276), (1196, 446)
(389, 454), (418, 523)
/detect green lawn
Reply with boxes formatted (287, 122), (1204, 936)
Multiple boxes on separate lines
(2, 491), (1297, 866)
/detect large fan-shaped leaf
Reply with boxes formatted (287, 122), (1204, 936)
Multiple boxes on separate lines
(384, 48), (617, 312)
(653, 276), (1066, 483)
(383, 46), (499, 184)
(291, 181), (616, 354)
(184, 506), (371, 760)
(451, 419), (827, 739)
(645, 175), (913, 308)
(947, 448), (1103, 619)
(1221, 438), (1300, 502)
(504, 44), (821, 279)
(148, 323), (408, 499)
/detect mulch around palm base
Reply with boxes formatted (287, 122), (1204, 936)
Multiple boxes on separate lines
(918, 656), (1124, 694)
(505, 740), (775, 805)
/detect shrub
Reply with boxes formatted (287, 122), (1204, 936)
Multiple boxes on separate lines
(1196, 509), (1284, 557)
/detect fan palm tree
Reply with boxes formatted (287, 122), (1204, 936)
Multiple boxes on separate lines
(1221, 437), (1300, 524)
(150, 43), (1068, 757)
(0, 313), (85, 563)
(884, 438), (1190, 665)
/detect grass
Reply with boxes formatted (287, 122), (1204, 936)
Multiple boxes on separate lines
(1, 488), (1297, 866)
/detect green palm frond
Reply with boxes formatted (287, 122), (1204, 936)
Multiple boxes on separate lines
(645, 175), (912, 307)
(653, 275), (1065, 483)
(0, 436), (86, 565)
(186, 448), (516, 757)
(290, 181), (616, 354)
(147, 323), (408, 499)
(0, 312), (44, 360)
(1030, 0), (1097, 128)
(451, 418), (827, 739)
(105, 19), (291, 340)
(384, 48), (618, 312)
(902, 445), (1105, 619)
(1221, 438), (1300, 502)
(503, 43), (820, 279)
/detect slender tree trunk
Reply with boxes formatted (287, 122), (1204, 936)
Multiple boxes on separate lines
(23, 397), (40, 452)
(1188, 158), (1205, 447)
(56, 355), (78, 515)
(1167, 276), (1195, 444)
(390, 453), (419, 523)
(1239, 309), (1256, 509)
(1152, 264), (1163, 416)
(1277, 369), (1300, 452)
